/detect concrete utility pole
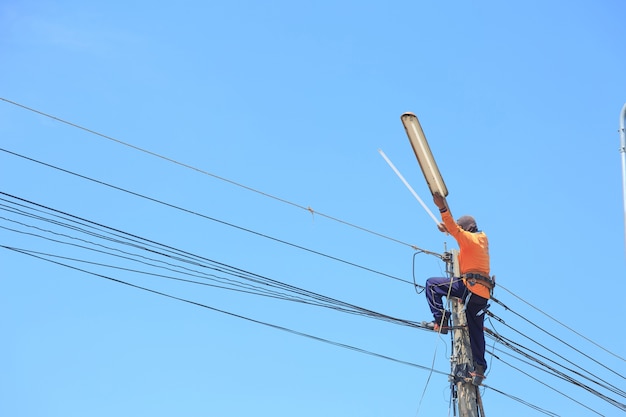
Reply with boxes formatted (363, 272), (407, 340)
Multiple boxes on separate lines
(448, 249), (483, 417)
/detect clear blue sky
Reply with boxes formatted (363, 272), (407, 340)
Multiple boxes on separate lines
(2, 1), (625, 416)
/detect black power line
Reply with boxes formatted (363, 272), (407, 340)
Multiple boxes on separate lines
(0, 191), (617, 416)
(2, 139), (622, 414)
(0, 148), (420, 286)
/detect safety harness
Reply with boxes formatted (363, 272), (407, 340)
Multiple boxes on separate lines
(461, 273), (496, 316)
(463, 272), (496, 291)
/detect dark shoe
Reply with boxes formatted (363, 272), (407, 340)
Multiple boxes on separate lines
(423, 314), (450, 334)
(470, 365), (486, 386)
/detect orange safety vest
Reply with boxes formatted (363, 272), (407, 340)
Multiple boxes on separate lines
(441, 210), (492, 299)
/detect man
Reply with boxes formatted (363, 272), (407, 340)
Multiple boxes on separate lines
(424, 192), (493, 384)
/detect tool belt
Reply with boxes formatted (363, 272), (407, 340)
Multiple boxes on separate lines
(462, 272), (496, 290)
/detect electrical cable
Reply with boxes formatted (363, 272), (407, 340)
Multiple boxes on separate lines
(492, 290), (625, 379)
(486, 333), (626, 407)
(0, 198), (425, 329)
(2, 188), (616, 412)
(3, 183), (620, 416)
(482, 384), (560, 417)
(5, 145), (622, 375)
(487, 311), (625, 397)
(485, 328), (626, 412)
(488, 354), (607, 416)
(1, 222), (420, 329)
(1, 197), (604, 414)
(485, 290), (626, 414)
(494, 285), (626, 363)
(1, 128), (622, 414)
(412, 250), (427, 293)
(0, 194), (426, 330)
(3, 101), (623, 368)
(484, 315), (626, 414)
(1, 243), (562, 417)
(0, 100), (440, 257)
(3, 245), (447, 374)
(0, 149), (421, 285)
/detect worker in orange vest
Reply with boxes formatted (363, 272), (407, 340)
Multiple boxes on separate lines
(423, 192), (494, 384)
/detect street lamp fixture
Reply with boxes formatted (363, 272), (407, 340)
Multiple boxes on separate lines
(400, 112), (448, 198)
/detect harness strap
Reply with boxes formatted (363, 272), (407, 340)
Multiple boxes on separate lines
(462, 292), (472, 312)
(463, 272), (496, 290)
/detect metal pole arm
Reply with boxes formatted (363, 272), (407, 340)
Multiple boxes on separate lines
(619, 103), (626, 251)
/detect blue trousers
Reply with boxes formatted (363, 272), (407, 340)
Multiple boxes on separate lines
(425, 276), (488, 371)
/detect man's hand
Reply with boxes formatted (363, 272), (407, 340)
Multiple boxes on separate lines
(433, 193), (449, 234)
(433, 192), (447, 210)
